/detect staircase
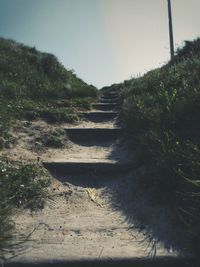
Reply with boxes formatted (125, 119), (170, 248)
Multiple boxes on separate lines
(43, 90), (131, 176)
(5, 90), (186, 267)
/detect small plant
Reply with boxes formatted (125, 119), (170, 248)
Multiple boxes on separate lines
(37, 129), (67, 148)
(0, 160), (50, 210)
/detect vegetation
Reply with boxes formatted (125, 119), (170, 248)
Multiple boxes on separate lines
(0, 159), (49, 258)
(121, 38), (200, 255)
(35, 129), (68, 149)
(0, 37), (97, 140)
(0, 37), (97, 100)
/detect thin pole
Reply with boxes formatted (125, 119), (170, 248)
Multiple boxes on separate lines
(167, 0), (174, 59)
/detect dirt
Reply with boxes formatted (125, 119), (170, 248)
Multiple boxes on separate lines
(1, 108), (176, 262)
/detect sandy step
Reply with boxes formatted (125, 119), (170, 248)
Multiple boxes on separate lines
(43, 161), (134, 175)
(64, 121), (117, 129)
(65, 128), (122, 143)
(80, 111), (118, 122)
(92, 103), (119, 111)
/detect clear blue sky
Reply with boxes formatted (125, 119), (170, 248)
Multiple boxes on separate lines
(0, 0), (200, 88)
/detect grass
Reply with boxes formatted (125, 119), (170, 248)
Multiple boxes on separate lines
(0, 37), (97, 100)
(35, 129), (68, 149)
(0, 161), (49, 210)
(0, 158), (50, 258)
(0, 37), (98, 141)
(120, 38), (200, 256)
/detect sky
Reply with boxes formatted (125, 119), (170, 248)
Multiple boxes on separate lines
(0, 0), (200, 88)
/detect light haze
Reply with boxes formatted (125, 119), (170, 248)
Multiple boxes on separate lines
(0, 0), (200, 88)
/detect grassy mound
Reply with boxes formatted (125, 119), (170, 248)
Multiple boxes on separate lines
(0, 37), (97, 100)
(0, 38), (97, 142)
(121, 38), (200, 255)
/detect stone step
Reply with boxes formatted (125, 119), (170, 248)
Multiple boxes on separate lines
(100, 97), (119, 103)
(43, 161), (134, 175)
(80, 111), (118, 122)
(65, 128), (122, 143)
(92, 103), (118, 111)
(102, 92), (119, 98)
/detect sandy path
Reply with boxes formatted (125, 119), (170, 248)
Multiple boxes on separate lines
(11, 176), (169, 261)
(6, 96), (175, 262)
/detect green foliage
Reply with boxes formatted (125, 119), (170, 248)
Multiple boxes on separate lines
(121, 38), (200, 255)
(0, 38), (97, 100)
(0, 161), (49, 210)
(172, 39), (200, 63)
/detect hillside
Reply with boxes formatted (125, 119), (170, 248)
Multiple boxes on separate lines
(118, 38), (200, 255)
(0, 38), (97, 100)
(0, 38), (97, 143)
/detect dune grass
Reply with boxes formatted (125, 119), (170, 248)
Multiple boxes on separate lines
(0, 37), (98, 142)
(121, 38), (200, 255)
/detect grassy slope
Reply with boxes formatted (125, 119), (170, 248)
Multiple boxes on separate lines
(0, 37), (97, 142)
(0, 37), (97, 99)
(0, 38), (98, 257)
(120, 38), (200, 255)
